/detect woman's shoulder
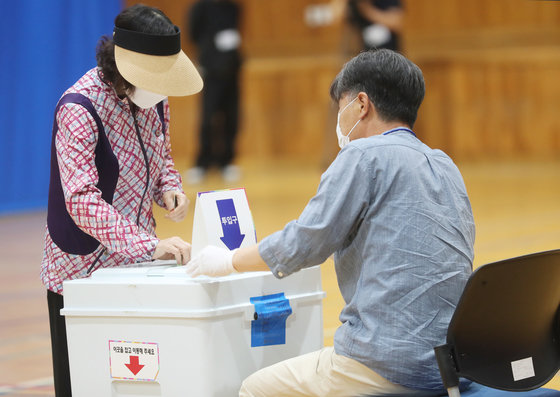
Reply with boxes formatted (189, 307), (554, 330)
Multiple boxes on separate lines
(58, 68), (122, 117)
(61, 68), (115, 103)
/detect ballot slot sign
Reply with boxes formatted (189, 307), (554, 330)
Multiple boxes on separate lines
(109, 340), (159, 381)
(192, 188), (257, 256)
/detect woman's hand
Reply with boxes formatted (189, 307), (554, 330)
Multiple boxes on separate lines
(163, 190), (189, 222)
(152, 236), (191, 265)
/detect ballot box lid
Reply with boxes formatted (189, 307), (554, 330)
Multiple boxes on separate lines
(61, 263), (324, 319)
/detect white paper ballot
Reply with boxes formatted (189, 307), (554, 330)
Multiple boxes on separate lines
(192, 188), (257, 256)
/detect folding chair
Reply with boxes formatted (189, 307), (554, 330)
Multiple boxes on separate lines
(434, 249), (560, 397)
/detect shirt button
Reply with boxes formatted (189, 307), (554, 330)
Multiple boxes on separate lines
(277, 271), (284, 278)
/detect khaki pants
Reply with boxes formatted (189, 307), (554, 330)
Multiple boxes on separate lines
(239, 347), (437, 397)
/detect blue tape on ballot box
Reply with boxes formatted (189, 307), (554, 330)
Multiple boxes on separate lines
(250, 292), (293, 347)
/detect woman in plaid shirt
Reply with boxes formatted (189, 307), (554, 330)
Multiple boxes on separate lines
(40, 5), (203, 396)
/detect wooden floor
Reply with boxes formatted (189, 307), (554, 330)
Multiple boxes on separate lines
(1, 159), (559, 395)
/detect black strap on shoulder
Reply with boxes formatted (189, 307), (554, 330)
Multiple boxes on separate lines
(47, 93), (119, 255)
(156, 101), (166, 136)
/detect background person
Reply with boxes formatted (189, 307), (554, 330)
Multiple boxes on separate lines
(186, 49), (475, 396)
(185, 0), (243, 184)
(346, 0), (403, 51)
(40, 5), (202, 396)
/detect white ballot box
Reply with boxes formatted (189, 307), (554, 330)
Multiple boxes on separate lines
(61, 264), (325, 397)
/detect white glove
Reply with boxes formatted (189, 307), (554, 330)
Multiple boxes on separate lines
(185, 245), (237, 278)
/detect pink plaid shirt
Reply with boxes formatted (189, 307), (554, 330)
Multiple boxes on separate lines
(41, 68), (184, 293)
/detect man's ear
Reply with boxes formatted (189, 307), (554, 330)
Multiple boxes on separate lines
(357, 92), (373, 119)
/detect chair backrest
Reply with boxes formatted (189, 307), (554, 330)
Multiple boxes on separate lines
(445, 249), (560, 391)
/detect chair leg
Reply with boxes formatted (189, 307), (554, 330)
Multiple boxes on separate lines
(447, 386), (461, 397)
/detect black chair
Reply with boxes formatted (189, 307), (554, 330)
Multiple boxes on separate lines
(434, 249), (560, 397)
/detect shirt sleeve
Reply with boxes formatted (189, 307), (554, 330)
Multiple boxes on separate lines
(152, 100), (184, 209)
(259, 145), (373, 278)
(56, 103), (158, 260)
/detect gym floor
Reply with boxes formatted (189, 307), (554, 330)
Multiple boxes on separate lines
(1, 159), (559, 395)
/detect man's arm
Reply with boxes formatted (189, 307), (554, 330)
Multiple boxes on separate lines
(232, 244), (269, 272)
(185, 146), (371, 279)
(185, 244), (269, 278)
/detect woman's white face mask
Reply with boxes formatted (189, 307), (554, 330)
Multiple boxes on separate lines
(336, 96), (360, 149)
(128, 87), (167, 109)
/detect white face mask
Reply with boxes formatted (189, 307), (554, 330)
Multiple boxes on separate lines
(336, 96), (361, 149)
(128, 87), (167, 109)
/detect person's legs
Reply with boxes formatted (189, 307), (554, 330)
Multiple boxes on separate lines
(196, 76), (222, 169)
(187, 76), (224, 184)
(239, 348), (330, 397)
(239, 347), (429, 397)
(47, 290), (72, 397)
(220, 72), (240, 168)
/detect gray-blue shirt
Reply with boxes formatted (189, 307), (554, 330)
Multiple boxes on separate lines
(259, 130), (475, 391)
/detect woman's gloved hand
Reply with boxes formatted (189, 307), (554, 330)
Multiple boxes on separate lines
(185, 245), (237, 277)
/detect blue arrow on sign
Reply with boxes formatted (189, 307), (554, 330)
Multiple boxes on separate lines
(216, 198), (245, 250)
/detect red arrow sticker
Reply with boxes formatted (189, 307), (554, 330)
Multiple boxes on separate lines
(125, 356), (144, 375)
(109, 340), (159, 381)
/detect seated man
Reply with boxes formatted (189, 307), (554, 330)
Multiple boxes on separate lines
(186, 49), (475, 397)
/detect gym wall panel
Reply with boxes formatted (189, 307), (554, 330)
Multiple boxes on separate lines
(404, 0), (560, 160)
(0, 0), (123, 214)
(130, 0), (560, 164)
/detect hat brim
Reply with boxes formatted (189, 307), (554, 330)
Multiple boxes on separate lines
(115, 45), (203, 97)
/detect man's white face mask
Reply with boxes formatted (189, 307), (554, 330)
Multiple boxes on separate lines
(336, 96), (360, 149)
(128, 87), (167, 109)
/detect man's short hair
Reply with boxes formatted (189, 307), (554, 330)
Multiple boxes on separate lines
(330, 49), (425, 128)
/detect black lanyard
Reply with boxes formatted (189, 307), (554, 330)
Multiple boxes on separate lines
(131, 104), (151, 227)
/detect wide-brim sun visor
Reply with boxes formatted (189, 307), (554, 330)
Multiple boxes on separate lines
(113, 25), (203, 97)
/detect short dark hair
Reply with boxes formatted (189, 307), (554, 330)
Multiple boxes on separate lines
(329, 49), (425, 128)
(96, 4), (176, 96)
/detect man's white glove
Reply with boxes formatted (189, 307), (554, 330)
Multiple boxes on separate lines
(185, 245), (237, 278)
